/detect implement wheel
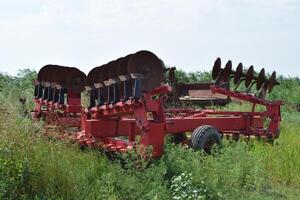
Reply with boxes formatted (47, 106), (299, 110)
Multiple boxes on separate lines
(190, 125), (222, 154)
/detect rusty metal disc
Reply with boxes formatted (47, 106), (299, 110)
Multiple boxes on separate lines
(65, 68), (87, 92)
(212, 58), (221, 80)
(268, 71), (278, 93)
(127, 50), (164, 91)
(256, 68), (266, 90)
(223, 60), (232, 82)
(234, 63), (243, 85)
(117, 54), (132, 77)
(245, 65), (254, 88)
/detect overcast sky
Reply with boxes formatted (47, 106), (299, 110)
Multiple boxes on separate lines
(0, 0), (299, 77)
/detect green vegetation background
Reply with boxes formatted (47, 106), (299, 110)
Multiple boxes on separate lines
(0, 69), (300, 199)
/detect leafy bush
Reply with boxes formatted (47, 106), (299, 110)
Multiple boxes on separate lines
(175, 69), (212, 83)
(171, 172), (223, 200)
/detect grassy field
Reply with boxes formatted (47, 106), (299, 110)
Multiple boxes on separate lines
(1, 70), (300, 199)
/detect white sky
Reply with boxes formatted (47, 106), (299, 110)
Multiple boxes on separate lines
(0, 0), (299, 76)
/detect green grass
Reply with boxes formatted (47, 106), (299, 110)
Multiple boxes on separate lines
(1, 70), (300, 199)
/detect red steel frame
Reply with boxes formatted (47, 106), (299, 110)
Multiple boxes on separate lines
(76, 85), (284, 157)
(32, 90), (82, 128)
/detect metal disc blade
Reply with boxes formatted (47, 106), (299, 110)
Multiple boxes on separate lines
(234, 63), (243, 85)
(245, 65), (254, 88)
(87, 66), (102, 86)
(223, 60), (232, 82)
(256, 68), (266, 90)
(268, 71), (278, 93)
(212, 58), (221, 80)
(87, 64), (108, 96)
(87, 64), (109, 86)
(127, 50), (164, 92)
(37, 65), (51, 82)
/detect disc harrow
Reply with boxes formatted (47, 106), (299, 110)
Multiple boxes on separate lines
(86, 50), (165, 108)
(32, 65), (86, 128)
(212, 58), (280, 96)
(32, 52), (284, 158)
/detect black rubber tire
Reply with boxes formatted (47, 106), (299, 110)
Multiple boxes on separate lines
(190, 125), (222, 153)
(170, 133), (187, 144)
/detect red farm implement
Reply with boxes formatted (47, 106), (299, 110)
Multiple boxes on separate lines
(33, 50), (283, 157)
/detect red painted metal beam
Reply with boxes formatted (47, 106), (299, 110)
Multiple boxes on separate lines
(165, 116), (264, 134)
